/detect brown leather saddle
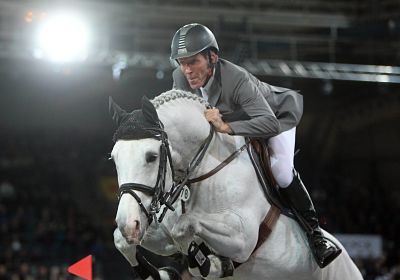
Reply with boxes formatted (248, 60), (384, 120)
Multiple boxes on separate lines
(246, 138), (295, 252)
(248, 139), (294, 215)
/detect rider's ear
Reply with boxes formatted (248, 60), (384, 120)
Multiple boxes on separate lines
(210, 51), (218, 64)
(109, 96), (129, 126)
(141, 96), (160, 126)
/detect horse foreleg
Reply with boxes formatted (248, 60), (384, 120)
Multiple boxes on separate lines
(114, 228), (182, 280)
(196, 211), (258, 262)
(172, 211), (259, 278)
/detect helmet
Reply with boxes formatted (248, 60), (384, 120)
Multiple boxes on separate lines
(170, 23), (219, 60)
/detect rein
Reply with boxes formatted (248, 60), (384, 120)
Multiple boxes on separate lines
(157, 125), (215, 222)
(159, 127), (250, 222)
(188, 140), (250, 184)
(117, 121), (250, 226)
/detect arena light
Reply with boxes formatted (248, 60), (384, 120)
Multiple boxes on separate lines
(34, 12), (90, 63)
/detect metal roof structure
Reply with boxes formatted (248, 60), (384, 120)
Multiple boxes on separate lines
(0, 0), (399, 82)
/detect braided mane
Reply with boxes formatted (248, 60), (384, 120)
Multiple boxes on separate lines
(113, 89), (208, 142)
(150, 89), (209, 109)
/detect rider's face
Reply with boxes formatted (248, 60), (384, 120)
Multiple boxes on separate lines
(178, 53), (216, 89)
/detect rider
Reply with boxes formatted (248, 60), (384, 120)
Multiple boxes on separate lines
(170, 23), (342, 268)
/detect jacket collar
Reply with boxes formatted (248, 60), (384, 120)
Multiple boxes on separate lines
(206, 61), (222, 107)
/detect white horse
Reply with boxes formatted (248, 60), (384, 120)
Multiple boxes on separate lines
(110, 89), (363, 280)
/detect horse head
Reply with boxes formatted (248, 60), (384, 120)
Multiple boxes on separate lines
(109, 90), (210, 245)
(110, 95), (174, 244)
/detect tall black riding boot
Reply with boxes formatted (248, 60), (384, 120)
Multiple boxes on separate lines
(280, 170), (342, 268)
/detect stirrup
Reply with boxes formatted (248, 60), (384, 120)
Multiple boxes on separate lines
(311, 236), (342, 268)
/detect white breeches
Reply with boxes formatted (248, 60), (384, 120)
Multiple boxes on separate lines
(268, 127), (296, 188)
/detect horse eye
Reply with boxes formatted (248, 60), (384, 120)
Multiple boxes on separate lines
(145, 152), (158, 163)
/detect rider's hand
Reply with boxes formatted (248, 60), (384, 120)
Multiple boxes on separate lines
(205, 108), (233, 134)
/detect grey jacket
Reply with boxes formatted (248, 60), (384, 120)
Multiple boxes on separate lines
(172, 58), (303, 138)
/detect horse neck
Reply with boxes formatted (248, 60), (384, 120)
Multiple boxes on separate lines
(156, 99), (211, 168)
(156, 98), (271, 223)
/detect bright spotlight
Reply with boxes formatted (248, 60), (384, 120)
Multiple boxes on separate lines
(34, 12), (90, 63)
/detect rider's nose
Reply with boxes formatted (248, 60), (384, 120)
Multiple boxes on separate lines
(183, 65), (192, 74)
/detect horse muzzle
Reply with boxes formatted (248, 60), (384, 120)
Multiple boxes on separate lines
(117, 219), (142, 244)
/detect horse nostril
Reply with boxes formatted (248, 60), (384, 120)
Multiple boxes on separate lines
(117, 219), (140, 240)
(134, 220), (140, 231)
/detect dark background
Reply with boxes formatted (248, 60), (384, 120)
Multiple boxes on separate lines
(0, 0), (399, 279)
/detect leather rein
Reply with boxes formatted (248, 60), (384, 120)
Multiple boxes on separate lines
(117, 124), (250, 226)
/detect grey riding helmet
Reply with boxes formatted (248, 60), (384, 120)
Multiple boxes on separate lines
(170, 23), (219, 60)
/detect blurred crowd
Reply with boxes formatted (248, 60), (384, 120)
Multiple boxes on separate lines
(0, 131), (399, 279)
(0, 180), (106, 280)
(0, 131), (111, 280)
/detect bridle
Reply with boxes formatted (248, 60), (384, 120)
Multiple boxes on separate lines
(117, 123), (175, 225)
(117, 122), (249, 226)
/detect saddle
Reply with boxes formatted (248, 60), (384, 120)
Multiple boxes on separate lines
(248, 138), (294, 216)
(246, 138), (295, 251)
(222, 112), (295, 250)
(191, 138), (297, 273)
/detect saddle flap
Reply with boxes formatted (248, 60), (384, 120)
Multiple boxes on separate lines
(248, 139), (295, 218)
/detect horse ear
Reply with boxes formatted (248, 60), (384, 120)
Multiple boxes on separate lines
(141, 96), (159, 126)
(109, 96), (128, 126)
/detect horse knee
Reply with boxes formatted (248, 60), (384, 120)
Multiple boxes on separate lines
(231, 242), (252, 263)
